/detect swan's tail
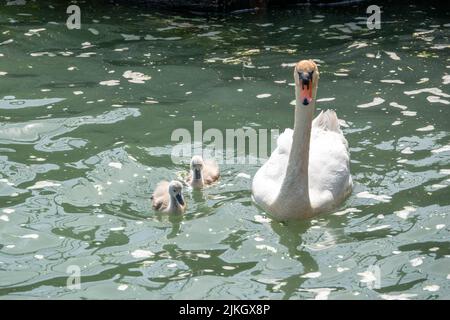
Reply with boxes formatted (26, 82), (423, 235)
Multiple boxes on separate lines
(312, 109), (341, 133)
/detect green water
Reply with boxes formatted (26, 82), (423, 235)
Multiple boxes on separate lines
(0, 1), (449, 299)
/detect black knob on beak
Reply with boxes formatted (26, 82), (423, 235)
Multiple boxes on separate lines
(298, 71), (313, 88)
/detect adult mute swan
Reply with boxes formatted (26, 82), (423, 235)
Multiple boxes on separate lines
(152, 180), (186, 214)
(186, 155), (220, 189)
(252, 59), (352, 220)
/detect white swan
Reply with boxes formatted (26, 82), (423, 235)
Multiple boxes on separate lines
(252, 59), (352, 220)
(151, 180), (186, 214)
(186, 155), (220, 189)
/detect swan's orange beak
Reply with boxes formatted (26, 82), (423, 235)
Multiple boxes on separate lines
(298, 71), (313, 106)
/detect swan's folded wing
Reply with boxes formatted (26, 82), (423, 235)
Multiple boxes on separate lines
(312, 110), (341, 133)
(309, 126), (352, 209)
(313, 109), (349, 150)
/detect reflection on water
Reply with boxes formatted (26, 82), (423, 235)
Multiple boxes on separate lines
(0, 1), (449, 299)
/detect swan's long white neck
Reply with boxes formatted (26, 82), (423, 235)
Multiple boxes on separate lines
(273, 77), (318, 216)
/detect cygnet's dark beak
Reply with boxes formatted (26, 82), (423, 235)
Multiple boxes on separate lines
(175, 193), (184, 206)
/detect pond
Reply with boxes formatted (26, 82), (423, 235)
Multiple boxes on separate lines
(0, 1), (449, 299)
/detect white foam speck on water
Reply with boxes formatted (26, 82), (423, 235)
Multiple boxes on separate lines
(390, 101), (407, 110)
(358, 270), (377, 283)
(237, 172), (251, 179)
(333, 207), (362, 216)
(436, 224), (445, 230)
(395, 206), (416, 219)
(0, 71), (7, 76)
(197, 31), (222, 37)
(392, 250), (401, 255)
(167, 263), (177, 268)
(380, 293), (417, 300)
(274, 80), (286, 84)
(117, 284), (128, 291)
(410, 257), (423, 267)
(131, 249), (154, 258)
(27, 181), (61, 189)
(110, 227), (124, 231)
(443, 75), (450, 85)
(108, 162), (122, 169)
(440, 169), (450, 175)
(416, 125), (434, 132)
(317, 97), (335, 102)
(196, 253), (210, 259)
(99, 80), (120, 86)
(427, 96), (450, 104)
(385, 51), (401, 60)
(26, 28), (46, 37)
(366, 225), (390, 232)
(429, 247), (439, 252)
(3, 208), (14, 214)
(21, 234), (39, 239)
(76, 52), (96, 58)
(0, 39), (14, 46)
(290, 99), (296, 106)
(301, 272), (321, 279)
(5, 245), (15, 249)
(123, 70), (151, 84)
(34, 254), (44, 260)
(73, 91), (83, 95)
(0, 215), (9, 222)
(356, 191), (391, 203)
(431, 44), (450, 50)
(306, 288), (333, 300)
(348, 41), (368, 49)
(447, 274), (450, 280)
(337, 267), (349, 272)
(429, 184), (446, 191)
(357, 97), (385, 108)
(281, 62), (297, 68)
(381, 80), (405, 84)
(392, 120), (403, 126)
(402, 110), (417, 117)
(88, 28), (99, 35)
(404, 87), (450, 98)
(256, 244), (277, 253)
(401, 147), (414, 155)
(222, 266), (235, 270)
(121, 34), (140, 41)
(432, 145), (450, 153)
(256, 93), (271, 99)
(423, 285), (440, 292)
(254, 215), (271, 223)
(254, 237), (264, 242)
(417, 78), (429, 84)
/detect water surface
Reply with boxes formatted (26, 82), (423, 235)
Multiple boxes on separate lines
(0, 1), (449, 299)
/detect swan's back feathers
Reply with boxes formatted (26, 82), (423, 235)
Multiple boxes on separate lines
(312, 110), (341, 133)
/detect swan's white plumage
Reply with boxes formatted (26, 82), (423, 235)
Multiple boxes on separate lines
(252, 109), (352, 217)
